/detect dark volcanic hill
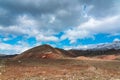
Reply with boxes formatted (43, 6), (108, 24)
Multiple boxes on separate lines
(13, 44), (75, 60)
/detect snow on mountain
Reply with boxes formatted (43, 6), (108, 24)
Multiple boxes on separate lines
(91, 40), (120, 50)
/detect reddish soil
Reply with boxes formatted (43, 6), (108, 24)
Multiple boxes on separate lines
(76, 55), (119, 61)
(96, 55), (117, 60)
(1, 59), (120, 80)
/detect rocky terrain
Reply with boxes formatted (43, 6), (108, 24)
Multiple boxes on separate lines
(1, 58), (120, 80)
(0, 44), (120, 80)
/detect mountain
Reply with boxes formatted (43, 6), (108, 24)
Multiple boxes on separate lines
(69, 41), (120, 57)
(13, 44), (75, 60)
(91, 40), (120, 51)
(69, 48), (120, 57)
(0, 54), (6, 56)
(8, 41), (120, 60)
(0, 54), (17, 59)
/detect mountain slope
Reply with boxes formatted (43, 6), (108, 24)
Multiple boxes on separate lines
(91, 40), (120, 50)
(13, 44), (74, 60)
(12, 41), (120, 60)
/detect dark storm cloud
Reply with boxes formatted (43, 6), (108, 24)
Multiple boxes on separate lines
(80, 0), (115, 18)
(0, 0), (64, 14)
(0, 0), (116, 26)
(0, 0), (80, 25)
(0, 0), (119, 36)
(0, 0), (83, 31)
(0, 0), (66, 26)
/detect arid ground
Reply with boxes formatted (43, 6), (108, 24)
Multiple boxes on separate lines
(0, 58), (120, 80)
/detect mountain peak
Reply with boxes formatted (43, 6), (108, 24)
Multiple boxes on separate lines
(38, 44), (52, 48)
(13, 44), (71, 60)
(41, 44), (52, 47)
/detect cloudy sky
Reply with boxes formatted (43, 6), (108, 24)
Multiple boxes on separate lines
(0, 0), (120, 54)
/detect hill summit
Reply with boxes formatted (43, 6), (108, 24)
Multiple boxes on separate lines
(13, 44), (74, 60)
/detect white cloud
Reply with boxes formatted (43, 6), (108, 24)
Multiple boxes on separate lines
(113, 38), (120, 42)
(49, 16), (56, 23)
(61, 15), (120, 43)
(36, 34), (59, 42)
(80, 16), (120, 33)
(3, 38), (10, 41)
(0, 15), (59, 42)
(64, 45), (89, 50)
(61, 29), (92, 44)
(0, 42), (31, 55)
(1, 0), (119, 44)
(17, 15), (37, 27)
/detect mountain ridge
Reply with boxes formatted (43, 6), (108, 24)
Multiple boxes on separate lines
(2, 41), (120, 59)
(13, 44), (75, 60)
(90, 40), (120, 51)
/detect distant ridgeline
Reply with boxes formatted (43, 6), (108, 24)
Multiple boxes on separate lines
(1, 41), (120, 59)
(69, 49), (120, 57)
(0, 54), (18, 58)
(69, 40), (120, 56)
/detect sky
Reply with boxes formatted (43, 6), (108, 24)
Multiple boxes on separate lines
(0, 0), (120, 54)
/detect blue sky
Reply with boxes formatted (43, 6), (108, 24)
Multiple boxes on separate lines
(0, 0), (120, 54)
